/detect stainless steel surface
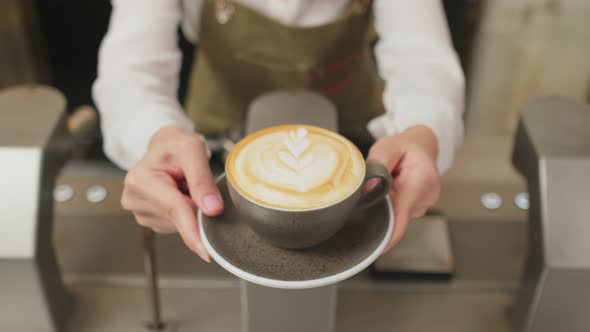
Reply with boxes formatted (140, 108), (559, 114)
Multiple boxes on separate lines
(449, 220), (526, 282)
(0, 262), (55, 331)
(0, 0), (50, 88)
(53, 159), (528, 286)
(243, 282), (337, 332)
(245, 91), (338, 134)
(241, 91), (339, 332)
(436, 135), (527, 222)
(58, 278), (516, 332)
(0, 86), (72, 331)
(52, 174), (527, 331)
(142, 228), (166, 331)
(52, 158), (523, 281)
(337, 284), (514, 332)
(0, 85), (69, 149)
(55, 161), (130, 217)
(54, 205), (527, 283)
(53, 196), (525, 331)
(0, 86), (100, 331)
(527, 270), (590, 332)
(542, 158), (590, 268)
(374, 216), (454, 275)
(512, 97), (590, 332)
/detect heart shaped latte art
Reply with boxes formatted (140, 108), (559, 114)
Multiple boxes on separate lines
(227, 125), (365, 210)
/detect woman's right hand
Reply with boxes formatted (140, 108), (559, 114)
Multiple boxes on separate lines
(121, 125), (224, 262)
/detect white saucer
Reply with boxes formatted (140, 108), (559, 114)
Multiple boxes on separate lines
(199, 175), (393, 289)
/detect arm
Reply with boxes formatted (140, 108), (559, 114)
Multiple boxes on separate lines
(368, 0), (465, 251)
(93, 0), (221, 261)
(369, 0), (465, 174)
(93, 0), (194, 170)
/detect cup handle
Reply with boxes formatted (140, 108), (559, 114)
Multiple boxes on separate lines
(356, 163), (392, 210)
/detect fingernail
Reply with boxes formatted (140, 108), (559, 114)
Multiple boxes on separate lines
(363, 178), (381, 193)
(201, 194), (221, 213)
(196, 243), (211, 263)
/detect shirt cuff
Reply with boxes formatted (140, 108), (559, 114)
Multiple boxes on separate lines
(367, 96), (464, 174)
(103, 106), (195, 170)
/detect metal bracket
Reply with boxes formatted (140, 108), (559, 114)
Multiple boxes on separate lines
(511, 97), (590, 332)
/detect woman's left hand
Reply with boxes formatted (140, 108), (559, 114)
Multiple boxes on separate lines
(367, 125), (441, 253)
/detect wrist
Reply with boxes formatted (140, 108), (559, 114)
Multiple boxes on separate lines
(150, 125), (211, 159)
(154, 124), (189, 137)
(150, 125), (191, 146)
(399, 125), (438, 161)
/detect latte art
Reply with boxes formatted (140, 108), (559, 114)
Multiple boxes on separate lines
(226, 125), (365, 210)
(278, 127), (313, 173)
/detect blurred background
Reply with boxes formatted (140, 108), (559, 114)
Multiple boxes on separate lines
(1, 0), (589, 331)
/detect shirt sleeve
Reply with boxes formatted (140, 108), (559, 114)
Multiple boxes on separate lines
(92, 0), (194, 170)
(370, 0), (466, 174)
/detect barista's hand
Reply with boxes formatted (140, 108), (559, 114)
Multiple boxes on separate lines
(121, 125), (223, 262)
(367, 125), (440, 254)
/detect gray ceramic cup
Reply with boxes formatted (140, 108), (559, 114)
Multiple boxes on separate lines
(226, 162), (392, 249)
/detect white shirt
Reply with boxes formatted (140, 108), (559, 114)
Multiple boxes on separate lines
(93, 0), (465, 172)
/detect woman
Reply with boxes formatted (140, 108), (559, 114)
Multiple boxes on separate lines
(93, 0), (465, 262)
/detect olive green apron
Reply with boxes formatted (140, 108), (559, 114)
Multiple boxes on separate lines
(185, 0), (383, 141)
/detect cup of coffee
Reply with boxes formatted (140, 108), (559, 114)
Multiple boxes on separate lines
(225, 124), (392, 249)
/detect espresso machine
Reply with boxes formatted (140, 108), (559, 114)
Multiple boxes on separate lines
(2, 0), (590, 331)
(3, 85), (590, 332)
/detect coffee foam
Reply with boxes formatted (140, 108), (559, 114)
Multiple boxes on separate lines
(226, 125), (365, 210)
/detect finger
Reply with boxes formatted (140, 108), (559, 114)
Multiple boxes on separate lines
(394, 166), (440, 215)
(382, 178), (422, 253)
(170, 195), (211, 263)
(366, 138), (405, 173)
(135, 170), (211, 262)
(179, 138), (224, 216)
(123, 174), (177, 233)
(382, 193), (411, 254)
(122, 181), (167, 214)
